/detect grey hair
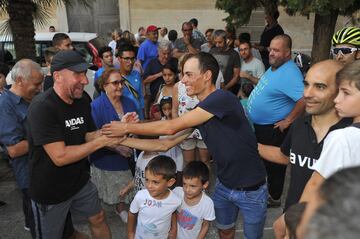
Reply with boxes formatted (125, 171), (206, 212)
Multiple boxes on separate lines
(11, 59), (43, 82)
(158, 40), (171, 51)
(213, 29), (227, 41)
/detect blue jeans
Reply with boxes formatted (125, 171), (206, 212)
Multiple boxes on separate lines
(212, 179), (267, 239)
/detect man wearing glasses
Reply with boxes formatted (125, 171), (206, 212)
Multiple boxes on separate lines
(332, 26), (360, 65)
(173, 21), (202, 58)
(118, 44), (145, 120)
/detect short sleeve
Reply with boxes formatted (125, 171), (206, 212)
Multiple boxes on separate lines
(280, 124), (293, 156)
(280, 63), (304, 102)
(137, 44), (146, 63)
(202, 195), (216, 221)
(232, 51), (241, 69)
(197, 90), (236, 119)
(28, 101), (64, 146)
(313, 130), (348, 179)
(129, 190), (142, 214)
(0, 103), (25, 146)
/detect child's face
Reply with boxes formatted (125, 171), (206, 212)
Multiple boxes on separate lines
(161, 103), (172, 119)
(145, 170), (175, 199)
(182, 177), (208, 200)
(334, 80), (360, 121)
(163, 68), (176, 85)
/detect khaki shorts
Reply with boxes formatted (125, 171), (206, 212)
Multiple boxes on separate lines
(180, 138), (207, 150)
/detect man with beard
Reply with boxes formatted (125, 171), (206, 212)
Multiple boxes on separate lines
(28, 51), (120, 239)
(258, 60), (350, 238)
(248, 34), (305, 208)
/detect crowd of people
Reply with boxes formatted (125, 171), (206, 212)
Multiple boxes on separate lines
(0, 9), (360, 239)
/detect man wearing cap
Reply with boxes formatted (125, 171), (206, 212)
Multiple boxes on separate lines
(27, 51), (121, 239)
(136, 25), (159, 70)
(173, 21), (202, 58)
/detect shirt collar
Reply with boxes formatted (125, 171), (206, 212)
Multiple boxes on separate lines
(4, 88), (23, 104)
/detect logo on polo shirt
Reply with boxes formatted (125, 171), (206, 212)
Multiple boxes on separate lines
(65, 117), (84, 130)
(289, 149), (318, 169)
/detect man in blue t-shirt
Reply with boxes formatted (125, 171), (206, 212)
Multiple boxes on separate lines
(101, 52), (268, 239)
(118, 44), (145, 120)
(137, 25), (159, 70)
(247, 34), (305, 207)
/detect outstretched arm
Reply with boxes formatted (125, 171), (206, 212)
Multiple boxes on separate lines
(258, 143), (289, 165)
(120, 129), (193, 152)
(102, 107), (213, 137)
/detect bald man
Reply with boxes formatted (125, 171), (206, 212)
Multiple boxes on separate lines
(258, 60), (351, 239)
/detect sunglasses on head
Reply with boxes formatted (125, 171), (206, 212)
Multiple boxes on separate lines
(332, 47), (358, 55)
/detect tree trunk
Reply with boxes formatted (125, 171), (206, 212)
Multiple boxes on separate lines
(6, 0), (36, 61)
(311, 10), (339, 64)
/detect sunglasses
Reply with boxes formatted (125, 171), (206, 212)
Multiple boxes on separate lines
(332, 47), (358, 56)
(107, 80), (124, 86)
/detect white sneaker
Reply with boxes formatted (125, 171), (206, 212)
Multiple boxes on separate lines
(119, 210), (128, 223)
(115, 209), (128, 223)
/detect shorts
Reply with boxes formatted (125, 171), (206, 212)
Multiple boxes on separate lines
(212, 179), (267, 238)
(91, 166), (133, 205)
(180, 138), (207, 150)
(32, 181), (102, 239)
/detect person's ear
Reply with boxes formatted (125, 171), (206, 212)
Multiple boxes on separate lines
(167, 178), (176, 188)
(204, 70), (212, 83)
(202, 181), (209, 190)
(355, 50), (360, 60)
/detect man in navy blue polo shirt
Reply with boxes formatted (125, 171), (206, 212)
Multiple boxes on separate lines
(102, 52), (267, 239)
(0, 59), (44, 237)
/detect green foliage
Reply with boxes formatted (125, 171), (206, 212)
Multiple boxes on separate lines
(216, 0), (360, 26)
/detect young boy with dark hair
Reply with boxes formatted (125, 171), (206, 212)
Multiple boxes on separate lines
(128, 155), (181, 239)
(173, 161), (215, 239)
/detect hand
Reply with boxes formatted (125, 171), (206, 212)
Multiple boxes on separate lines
(274, 119), (291, 132)
(96, 134), (123, 148)
(101, 122), (127, 137)
(115, 145), (133, 158)
(183, 35), (191, 45)
(156, 72), (163, 78)
(119, 186), (130, 198)
(239, 71), (251, 79)
(121, 112), (139, 124)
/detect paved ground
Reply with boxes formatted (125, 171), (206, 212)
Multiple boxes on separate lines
(0, 157), (287, 239)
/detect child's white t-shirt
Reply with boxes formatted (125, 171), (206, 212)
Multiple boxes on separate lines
(130, 189), (182, 239)
(173, 187), (216, 239)
(134, 151), (160, 193)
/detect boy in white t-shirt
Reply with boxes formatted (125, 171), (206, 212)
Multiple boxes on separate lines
(173, 161), (215, 239)
(128, 156), (181, 239)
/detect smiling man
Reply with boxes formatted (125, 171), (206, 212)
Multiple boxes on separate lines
(102, 52), (267, 239)
(27, 50), (120, 239)
(257, 60), (351, 238)
(331, 26), (360, 65)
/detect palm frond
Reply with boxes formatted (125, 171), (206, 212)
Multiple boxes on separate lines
(0, 19), (12, 40)
(32, 3), (52, 29)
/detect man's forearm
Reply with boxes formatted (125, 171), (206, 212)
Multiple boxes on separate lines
(286, 98), (305, 123)
(6, 140), (28, 158)
(120, 129), (192, 152)
(258, 143), (289, 165)
(224, 75), (240, 90)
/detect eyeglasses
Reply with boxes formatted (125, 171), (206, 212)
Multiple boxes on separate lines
(106, 80), (124, 86)
(332, 47), (358, 56)
(120, 57), (136, 62)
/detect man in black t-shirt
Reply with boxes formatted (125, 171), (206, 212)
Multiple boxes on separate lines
(258, 60), (349, 239)
(28, 51), (122, 239)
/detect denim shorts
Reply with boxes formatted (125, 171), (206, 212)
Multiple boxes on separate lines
(212, 179), (267, 239)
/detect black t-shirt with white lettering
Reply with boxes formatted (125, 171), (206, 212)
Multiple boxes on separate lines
(281, 115), (351, 210)
(28, 89), (96, 204)
(197, 90), (266, 188)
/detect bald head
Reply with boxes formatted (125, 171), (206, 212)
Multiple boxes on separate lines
(303, 60), (343, 116)
(307, 60), (343, 84)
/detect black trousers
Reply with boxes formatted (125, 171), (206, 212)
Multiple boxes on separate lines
(22, 189), (36, 238)
(254, 124), (288, 200)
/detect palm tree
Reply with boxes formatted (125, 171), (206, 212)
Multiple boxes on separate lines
(0, 0), (92, 61)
